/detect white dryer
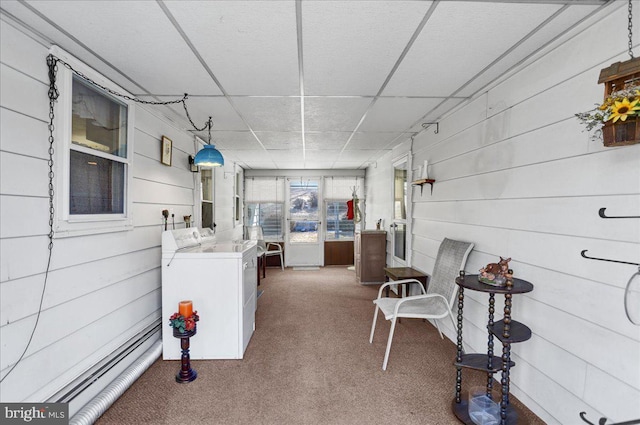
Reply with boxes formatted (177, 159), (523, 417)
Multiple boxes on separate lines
(161, 228), (258, 360)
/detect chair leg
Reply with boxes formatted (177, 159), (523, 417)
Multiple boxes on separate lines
(382, 317), (397, 371)
(369, 305), (380, 343)
(448, 310), (457, 334)
(279, 252), (284, 270)
(434, 319), (444, 339)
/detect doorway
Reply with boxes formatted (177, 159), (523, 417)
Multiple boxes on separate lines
(391, 157), (409, 266)
(285, 178), (323, 267)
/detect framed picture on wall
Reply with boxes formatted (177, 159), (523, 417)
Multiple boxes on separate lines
(161, 136), (172, 166)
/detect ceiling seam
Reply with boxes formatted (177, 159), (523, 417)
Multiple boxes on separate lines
(296, 0), (306, 168)
(406, 1), (612, 141)
(156, 0), (272, 169)
(404, 4), (572, 137)
(332, 0), (441, 169)
(15, 0), (149, 96)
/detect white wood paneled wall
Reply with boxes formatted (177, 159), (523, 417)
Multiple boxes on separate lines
(0, 17), (237, 405)
(366, 5), (639, 424)
(363, 149), (394, 264)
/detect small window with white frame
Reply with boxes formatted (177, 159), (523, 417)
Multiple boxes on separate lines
(51, 47), (134, 237)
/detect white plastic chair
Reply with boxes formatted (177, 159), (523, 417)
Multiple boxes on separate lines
(369, 238), (474, 370)
(263, 241), (284, 270)
(246, 226), (284, 271)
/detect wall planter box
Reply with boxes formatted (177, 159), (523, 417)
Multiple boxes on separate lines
(601, 119), (640, 147)
(598, 57), (640, 147)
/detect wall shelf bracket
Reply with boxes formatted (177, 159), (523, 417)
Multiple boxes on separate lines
(412, 179), (435, 195)
(422, 122), (439, 134)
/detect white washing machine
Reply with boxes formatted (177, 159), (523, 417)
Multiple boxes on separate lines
(161, 228), (258, 360)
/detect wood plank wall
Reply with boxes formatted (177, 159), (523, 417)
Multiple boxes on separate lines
(0, 18), (238, 406)
(366, 5), (639, 424)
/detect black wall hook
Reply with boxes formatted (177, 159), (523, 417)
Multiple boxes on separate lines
(598, 207), (640, 219)
(581, 250), (640, 266)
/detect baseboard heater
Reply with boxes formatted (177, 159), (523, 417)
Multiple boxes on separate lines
(48, 320), (162, 424)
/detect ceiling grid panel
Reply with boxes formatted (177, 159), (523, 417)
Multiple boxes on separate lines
(296, 0), (307, 167)
(0, 0), (617, 169)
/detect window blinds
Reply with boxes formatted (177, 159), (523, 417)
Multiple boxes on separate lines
(324, 176), (363, 200)
(244, 177), (285, 203)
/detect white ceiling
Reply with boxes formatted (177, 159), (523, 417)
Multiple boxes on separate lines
(1, 0), (609, 169)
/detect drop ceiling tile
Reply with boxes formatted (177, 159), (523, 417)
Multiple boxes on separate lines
(457, 5), (600, 97)
(267, 149), (304, 161)
(384, 2), (563, 97)
(207, 131), (262, 150)
(305, 150), (342, 161)
(255, 132), (303, 149)
(346, 132), (402, 150)
(232, 97), (301, 131)
(358, 98), (443, 132)
(302, 1), (433, 95)
(305, 132), (351, 150)
(160, 96), (248, 131)
(165, 0), (298, 95)
(333, 161), (369, 169)
(221, 149), (271, 162)
(243, 162), (278, 170)
(23, 0), (222, 96)
(304, 97), (372, 131)
(338, 150), (378, 162)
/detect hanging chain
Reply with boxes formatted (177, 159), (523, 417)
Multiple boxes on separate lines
(49, 54), (186, 105)
(629, 0), (634, 59)
(3, 56), (62, 384)
(46, 55), (58, 249)
(183, 102), (210, 132)
(46, 54), (211, 132)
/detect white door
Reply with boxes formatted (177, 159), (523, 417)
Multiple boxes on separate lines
(285, 178), (323, 267)
(391, 157), (409, 266)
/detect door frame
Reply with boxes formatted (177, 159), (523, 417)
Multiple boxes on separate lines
(391, 155), (412, 267)
(284, 177), (324, 267)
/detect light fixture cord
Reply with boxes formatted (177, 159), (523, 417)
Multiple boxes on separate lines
(629, 0), (634, 59)
(207, 117), (213, 145)
(1, 55), (216, 382)
(1, 56), (61, 384)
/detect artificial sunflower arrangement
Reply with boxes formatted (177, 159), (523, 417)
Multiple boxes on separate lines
(576, 82), (640, 132)
(168, 311), (199, 333)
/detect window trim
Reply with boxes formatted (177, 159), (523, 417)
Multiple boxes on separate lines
(51, 46), (134, 237)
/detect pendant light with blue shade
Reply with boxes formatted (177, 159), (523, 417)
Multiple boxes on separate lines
(194, 117), (224, 167)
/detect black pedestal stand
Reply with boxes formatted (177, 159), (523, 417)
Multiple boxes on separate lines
(173, 327), (197, 383)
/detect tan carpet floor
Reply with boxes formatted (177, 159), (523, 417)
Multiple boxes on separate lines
(95, 266), (544, 425)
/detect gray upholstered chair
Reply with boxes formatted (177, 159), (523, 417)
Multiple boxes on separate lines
(369, 238), (474, 370)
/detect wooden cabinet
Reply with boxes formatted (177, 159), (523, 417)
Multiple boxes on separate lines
(354, 230), (387, 284)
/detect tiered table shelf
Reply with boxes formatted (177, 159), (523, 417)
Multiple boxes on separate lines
(453, 272), (534, 425)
